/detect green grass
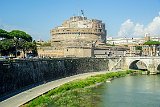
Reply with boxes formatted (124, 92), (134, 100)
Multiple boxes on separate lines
(21, 70), (139, 107)
(48, 88), (102, 107)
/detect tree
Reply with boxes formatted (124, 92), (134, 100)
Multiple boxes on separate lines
(135, 46), (142, 50)
(144, 40), (160, 45)
(0, 29), (37, 57)
(0, 29), (11, 39)
(32, 40), (38, 56)
(0, 39), (14, 56)
(20, 41), (38, 58)
(9, 30), (32, 42)
(37, 42), (51, 47)
(23, 42), (31, 55)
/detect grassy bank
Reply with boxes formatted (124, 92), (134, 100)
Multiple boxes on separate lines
(21, 70), (141, 107)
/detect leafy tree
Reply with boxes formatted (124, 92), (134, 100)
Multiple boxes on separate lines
(9, 30), (32, 42)
(144, 40), (160, 45)
(37, 42), (51, 47)
(124, 45), (128, 47)
(32, 40), (38, 56)
(106, 43), (115, 46)
(0, 29), (38, 57)
(21, 42), (33, 57)
(19, 41), (37, 57)
(0, 39), (14, 56)
(0, 29), (11, 39)
(135, 46), (142, 50)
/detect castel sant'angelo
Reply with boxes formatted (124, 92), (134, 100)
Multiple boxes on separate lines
(38, 13), (108, 58)
(51, 15), (107, 47)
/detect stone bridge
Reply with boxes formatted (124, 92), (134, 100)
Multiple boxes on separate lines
(124, 56), (160, 74)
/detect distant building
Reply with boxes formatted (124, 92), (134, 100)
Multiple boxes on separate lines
(64, 46), (92, 57)
(106, 37), (145, 46)
(37, 15), (108, 58)
(142, 45), (160, 56)
(38, 14), (160, 58)
(125, 44), (142, 57)
(50, 16), (107, 48)
(93, 46), (128, 58)
(37, 47), (64, 58)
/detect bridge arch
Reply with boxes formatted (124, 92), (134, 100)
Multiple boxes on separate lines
(129, 60), (148, 71)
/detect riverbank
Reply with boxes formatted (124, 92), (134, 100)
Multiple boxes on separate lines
(21, 70), (142, 107)
(0, 71), (121, 107)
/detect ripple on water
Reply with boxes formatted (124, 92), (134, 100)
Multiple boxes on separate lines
(95, 75), (160, 107)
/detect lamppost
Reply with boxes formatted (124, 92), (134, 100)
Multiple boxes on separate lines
(13, 37), (18, 58)
(18, 38), (26, 58)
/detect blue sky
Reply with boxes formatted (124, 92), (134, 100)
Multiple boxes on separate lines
(0, 0), (160, 40)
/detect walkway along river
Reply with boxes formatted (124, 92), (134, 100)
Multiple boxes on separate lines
(98, 75), (160, 107)
(2, 70), (160, 107)
(0, 71), (113, 107)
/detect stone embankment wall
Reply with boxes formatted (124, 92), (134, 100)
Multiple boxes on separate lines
(0, 58), (114, 98)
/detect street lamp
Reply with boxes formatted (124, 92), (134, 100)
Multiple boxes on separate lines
(18, 38), (26, 58)
(13, 37), (18, 58)
(13, 37), (27, 58)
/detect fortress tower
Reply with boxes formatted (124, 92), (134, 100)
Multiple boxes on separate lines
(50, 15), (107, 47)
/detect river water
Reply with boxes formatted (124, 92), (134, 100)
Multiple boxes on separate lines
(96, 75), (160, 107)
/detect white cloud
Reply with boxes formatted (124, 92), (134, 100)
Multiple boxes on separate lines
(144, 16), (160, 35)
(118, 13), (160, 38)
(133, 23), (144, 36)
(118, 19), (134, 37)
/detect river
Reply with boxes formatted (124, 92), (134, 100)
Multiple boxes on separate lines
(96, 75), (160, 107)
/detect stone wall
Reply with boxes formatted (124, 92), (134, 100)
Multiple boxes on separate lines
(0, 58), (111, 99)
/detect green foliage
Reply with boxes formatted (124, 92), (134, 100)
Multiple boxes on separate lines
(23, 70), (139, 107)
(106, 43), (115, 46)
(32, 40), (38, 56)
(37, 42), (51, 47)
(0, 39), (14, 55)
(144, 40), (160, 45)
(0, 29), (37, 56)
(0, 29), (32, 41)
(0, 39), (14, 50)
(9, 30), (32, 42)
(49, 88), (101, 107)
(135, 46), (142, 50)
(125, 69), (135, 74)
(25, 96), (51, 107)
(124, 45), (128, 47)
(0, 29), (11, 39)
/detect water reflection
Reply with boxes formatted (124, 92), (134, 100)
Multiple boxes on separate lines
(97, 75), (160, 107)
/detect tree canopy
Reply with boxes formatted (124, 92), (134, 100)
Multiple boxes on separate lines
(0, 29), (32, 42)
(0, 39), (14, 56)
(0, 29), (11, 39)
(0, 29), (37, 57)
(135, 46), (142, 50)
(9, 30), (32, 42)
(36, 42), (51, 47)
(144, 40), (160, 45)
